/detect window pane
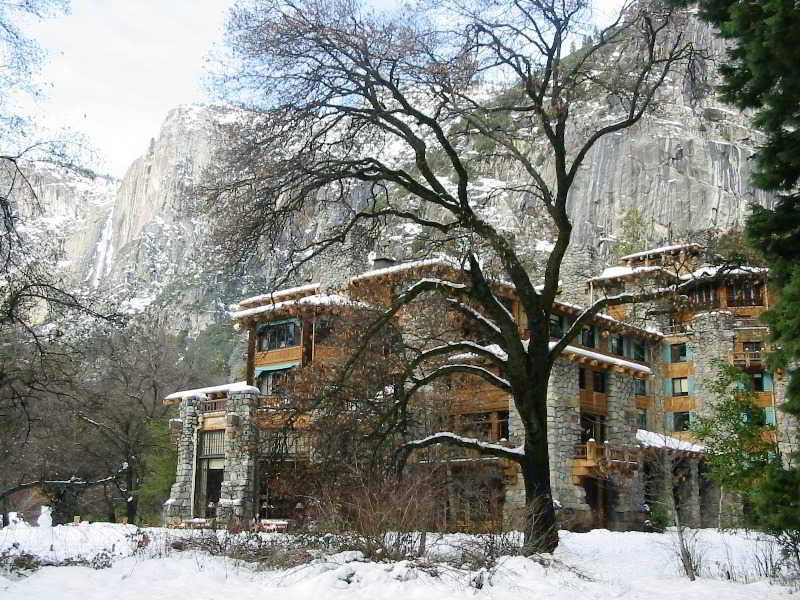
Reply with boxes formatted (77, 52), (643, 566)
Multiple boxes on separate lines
(672, 377), (688, 396)
(593, 371), (606, 393)
(671, 343), (686, 363)
(673, 411), (691, 431)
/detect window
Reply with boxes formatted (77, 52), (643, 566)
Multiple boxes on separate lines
(670, 343), (687, 363)
(751, 373), (765, 392)
(763, 407), (776, 426)
(578, 367), (586, 390)
(635, 378), (647, 396)
(688, 284), (718, 307)
(257, 320), (301, 351)
(199, 429), (225, 457)
(580, 413), (607, 443)
(633, 340), (646, 361)
(743, 341), (762, 354)
(673, 411), (692, 431)
(638, 410), (648, 428)
(610, 334), (624, 356)
(581, 326), (596, 348)
(593, 371), (607, 394)
(549, 314), (563, 338)
(672, 377), (689, 396)
(498, 411), (510, 440)
(257, 368), (294, 396)
(462, 413), (492, 439)
(314, 318), (333, 343)
(727, 283), (764, 307)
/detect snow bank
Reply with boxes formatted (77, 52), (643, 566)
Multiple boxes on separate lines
(0, 525), (792, 599)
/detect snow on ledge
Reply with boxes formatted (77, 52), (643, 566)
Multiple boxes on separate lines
(620, 243), (703, 261)
(408, 432), (525, 456)
(589, 265), (673, 283)
(549, 342), (652, 374)
(449, 341), (652, 374)
(164, 381), (259, 402)
(636, 429), (704, 453)
(234, 283), (321, 309)
(230, 293), (373, 320)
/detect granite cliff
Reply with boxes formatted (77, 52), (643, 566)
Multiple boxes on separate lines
(22, 11), (775, 324)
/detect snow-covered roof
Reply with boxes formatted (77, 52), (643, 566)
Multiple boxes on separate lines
(350, 257), (462, 282)
(621, 243), (703, 261)
(555, 299), (663, 338)
(450, 340), (652, 375)
(636, 429), (704, 453)
(552, 342), (652, 375)
(679, 265), (767, 281)
(235, 283), (321, 309)
(589, 265), (675, 284)
(230, 293), (373, 321)
(164, 381), (259, 402)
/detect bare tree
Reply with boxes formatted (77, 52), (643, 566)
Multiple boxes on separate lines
(206, 0), (694, 551)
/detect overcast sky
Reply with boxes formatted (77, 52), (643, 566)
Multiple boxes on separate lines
(20, 0), (625, 178)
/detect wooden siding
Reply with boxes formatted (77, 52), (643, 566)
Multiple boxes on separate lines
(662, 362), (694, 378)
(635, 395), (652, 410)
(665, 396), (696, 412)
(753, 391), (774, 408)
(446, 386), (510, 414)
(580, 390), (608, 415)
(313, 345), (348, 362)
(254, 345), (303, 366)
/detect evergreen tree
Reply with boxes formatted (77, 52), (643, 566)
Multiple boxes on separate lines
(675, 1), (800, 547)
(691, 362), (776, 496)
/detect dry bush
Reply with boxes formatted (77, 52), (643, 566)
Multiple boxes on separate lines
(312, 470), (442, 561)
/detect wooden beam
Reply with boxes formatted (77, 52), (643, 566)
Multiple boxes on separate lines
(246, 322), (257, 386)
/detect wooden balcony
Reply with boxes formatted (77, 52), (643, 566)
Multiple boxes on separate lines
(580, 390), (608, 415)
(572, 440), (640, 483)
(663, 324), (691, 336)
(254, 345), (303, 367)
(753, 391), (774, 408)
(665, 395), (696, 412)
(729, 351), (762, 368)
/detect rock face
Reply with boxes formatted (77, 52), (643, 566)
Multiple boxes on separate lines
(25, 11), (775, 324)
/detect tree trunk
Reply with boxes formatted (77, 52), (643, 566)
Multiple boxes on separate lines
(126, 469), (138, 524)
(520, 435), (558, 553)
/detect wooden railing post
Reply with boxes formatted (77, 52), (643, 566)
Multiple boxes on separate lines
(587, 439), (597, 461)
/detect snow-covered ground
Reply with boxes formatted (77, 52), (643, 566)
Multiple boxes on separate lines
(0, 523), (794, 599)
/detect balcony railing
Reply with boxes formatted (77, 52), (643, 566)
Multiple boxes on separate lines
(574, 440), (640, 470)
(201, 398), (227, 412)
(663, 323), (691, 336)
(729, 351), (763, 368)
(733, 318), (766, 329)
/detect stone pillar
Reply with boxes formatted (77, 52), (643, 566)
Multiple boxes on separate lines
(217, 390), (259, 525)
(606, 371), (645, 530)
(688, 311), (736, 419)
(166, 395), (200, 524)
(504, 360), (585, 528)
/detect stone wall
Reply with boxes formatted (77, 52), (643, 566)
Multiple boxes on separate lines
(217, 391), (260, 524)
(165, 396), (199, 523)
(689, 310), (736, 417)
(606, 371), (645, 529)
